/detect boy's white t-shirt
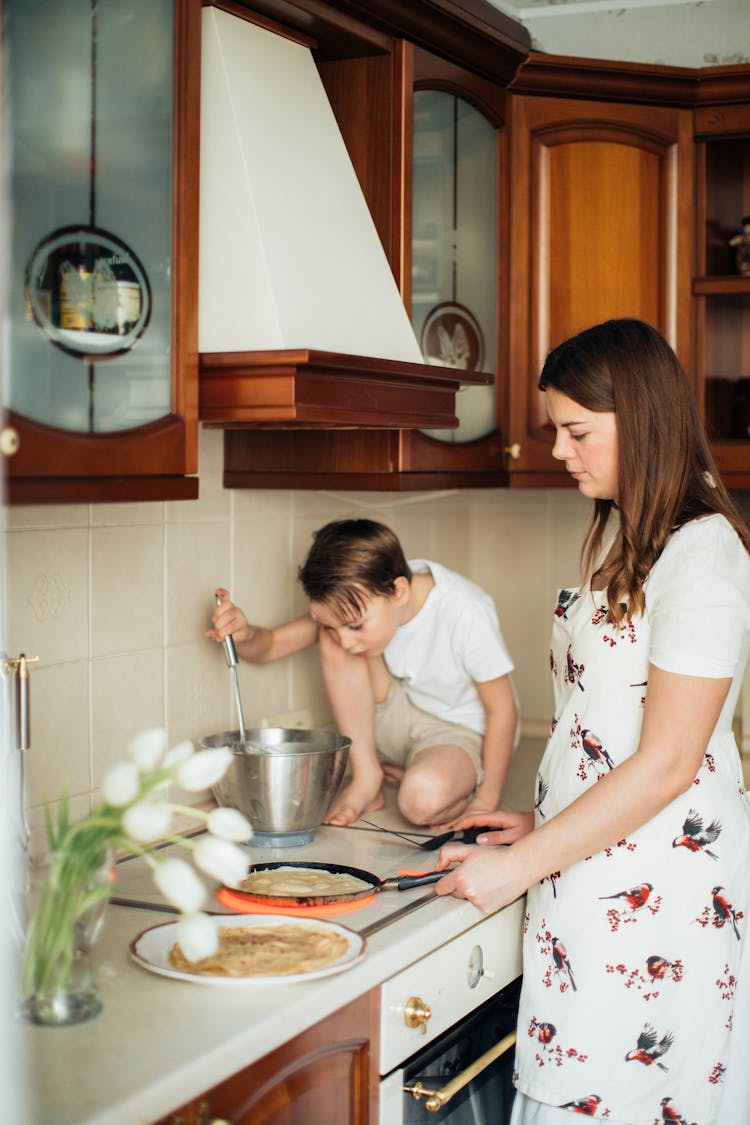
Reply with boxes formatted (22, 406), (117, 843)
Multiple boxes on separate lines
(383, 559), (515, 735)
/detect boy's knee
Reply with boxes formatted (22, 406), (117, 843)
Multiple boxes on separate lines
(398, 770), (449, 825)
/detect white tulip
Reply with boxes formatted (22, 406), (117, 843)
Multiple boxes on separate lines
(194, 836), (248, 886)
(174, 912), (219, 962)
(177, 747), (233, 792)
(128, 728), (167, 773)
(153, 857), (207, 913)
(102, 761), (141, 807)
(123, 800), (173, 843)
(206, 806), (252, 843)
(164, 739), (195, 769)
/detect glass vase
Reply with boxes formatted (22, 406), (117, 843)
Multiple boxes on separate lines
(18, 853), (112, 1027)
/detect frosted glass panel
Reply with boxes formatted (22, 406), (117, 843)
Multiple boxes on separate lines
(412, 90), (498, 443)
(3, 0), (174, 433)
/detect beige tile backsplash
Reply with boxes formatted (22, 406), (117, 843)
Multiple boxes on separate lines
(4, 426), (597, 853)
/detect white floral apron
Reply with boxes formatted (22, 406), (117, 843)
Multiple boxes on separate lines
(513, 583), (750, 1124)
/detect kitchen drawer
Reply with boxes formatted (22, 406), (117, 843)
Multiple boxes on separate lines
(379, 897), (524, 1074)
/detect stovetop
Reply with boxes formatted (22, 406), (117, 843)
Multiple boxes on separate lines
(110, 818), (443, 939)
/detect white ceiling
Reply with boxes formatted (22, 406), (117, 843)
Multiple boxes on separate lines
(487, 0), (750, 67)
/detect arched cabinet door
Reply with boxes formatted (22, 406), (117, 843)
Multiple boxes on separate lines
(400, 47), (511, 486)
(506, 92), (693, 483)
(2, 0), (200, 504)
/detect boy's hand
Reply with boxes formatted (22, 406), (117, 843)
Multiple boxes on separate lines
(205, 588), (254, 646)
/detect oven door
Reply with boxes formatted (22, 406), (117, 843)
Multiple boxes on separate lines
(380, 977), (521, 1125)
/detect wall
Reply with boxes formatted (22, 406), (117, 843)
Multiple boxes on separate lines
(4, 427), (592, 856)
(492, 0), (748, 68)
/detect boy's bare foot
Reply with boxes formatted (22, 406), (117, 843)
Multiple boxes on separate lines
(381, 762), (405, 787)
(324, 779), (385, 826)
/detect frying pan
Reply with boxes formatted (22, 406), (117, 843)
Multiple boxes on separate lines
(227, 860), (444, 907)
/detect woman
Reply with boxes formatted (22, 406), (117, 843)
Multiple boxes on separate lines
(436, 319), (750, 1124)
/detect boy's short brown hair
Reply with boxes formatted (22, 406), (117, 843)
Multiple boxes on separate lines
(298, 519), (412, 619)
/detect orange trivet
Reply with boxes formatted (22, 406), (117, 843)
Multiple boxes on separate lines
(216, 887), (378, 916)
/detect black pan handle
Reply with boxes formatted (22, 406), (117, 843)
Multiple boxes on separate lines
(388, 871), (445, 891)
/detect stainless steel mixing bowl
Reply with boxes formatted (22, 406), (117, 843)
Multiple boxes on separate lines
(199, 727), (351, 847)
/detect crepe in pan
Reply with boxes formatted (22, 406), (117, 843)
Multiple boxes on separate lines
(238, 867), (372, 898)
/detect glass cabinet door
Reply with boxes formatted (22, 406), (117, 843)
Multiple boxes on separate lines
(2, 0), (200, 502)
(412, 89), (498, 444)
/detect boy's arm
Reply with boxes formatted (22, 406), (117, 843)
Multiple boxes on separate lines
(207, 588), (319, 664)
(470, 674), (518, 813)
(234, 614), (319, 664)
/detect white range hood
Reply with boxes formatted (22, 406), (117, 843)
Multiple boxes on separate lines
(198, 6), (423, 364)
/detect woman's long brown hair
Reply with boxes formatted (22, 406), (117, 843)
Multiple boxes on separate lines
(539, 318), (750, 624)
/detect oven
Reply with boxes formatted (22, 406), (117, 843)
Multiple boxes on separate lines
(379, 902), (523, 1125)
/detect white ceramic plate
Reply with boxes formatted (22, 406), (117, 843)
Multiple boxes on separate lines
(129, 913), (366, 986)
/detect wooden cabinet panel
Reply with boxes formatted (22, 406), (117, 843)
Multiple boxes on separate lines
(154, 989), (379, 1125)
(543, 138), (661, 334)
(318, 47), (409, 290)
(506, 93), (693, 479)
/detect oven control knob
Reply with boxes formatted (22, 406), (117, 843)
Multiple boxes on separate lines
(404, 996), (432, 1034)
(467, 945), (484, 988)
(467, 944), (495, 987)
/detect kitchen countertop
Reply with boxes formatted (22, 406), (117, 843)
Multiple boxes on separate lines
(22, 822), (524, 1125)
(23, 743), (542, 1124)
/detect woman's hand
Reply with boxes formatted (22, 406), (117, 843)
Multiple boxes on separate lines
(434, 842), (528, 914)
(428, 804), (491, 834)
(430, 809), (535, 845)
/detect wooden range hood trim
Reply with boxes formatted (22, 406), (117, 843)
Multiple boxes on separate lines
(512, 53), (750, 109)
(199, 348), (491, 428)
(221, 0), (531, 83)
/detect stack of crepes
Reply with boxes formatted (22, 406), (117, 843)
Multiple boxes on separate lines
(168, 922), (351, 977)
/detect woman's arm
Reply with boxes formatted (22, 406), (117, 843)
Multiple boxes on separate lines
(436, 665), (732, 913)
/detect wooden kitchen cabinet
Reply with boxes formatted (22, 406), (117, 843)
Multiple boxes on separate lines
(220, 5), (527, 491)
(220, 31), (721, 492)
(3, 0), (201, 505)
(153, 989), (379, 1125)
(505, 74), (693, 484)
(223, 43), (513, 490)
(693, 82), (750, 489)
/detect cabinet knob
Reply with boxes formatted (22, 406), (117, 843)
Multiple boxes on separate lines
(505, 442), (522, 461)
(404, 996), (432, 1034)
(0, 427), (20, 457)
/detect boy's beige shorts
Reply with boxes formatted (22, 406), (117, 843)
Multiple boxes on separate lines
(374, 675), (484, 784)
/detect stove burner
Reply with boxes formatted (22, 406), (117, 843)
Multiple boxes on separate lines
(216, 887), (377, 917)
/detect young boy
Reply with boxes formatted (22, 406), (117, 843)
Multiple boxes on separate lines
(207, 519), (519, 828)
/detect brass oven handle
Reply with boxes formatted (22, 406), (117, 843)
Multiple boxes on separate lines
(403, 1029), (517, 1111)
